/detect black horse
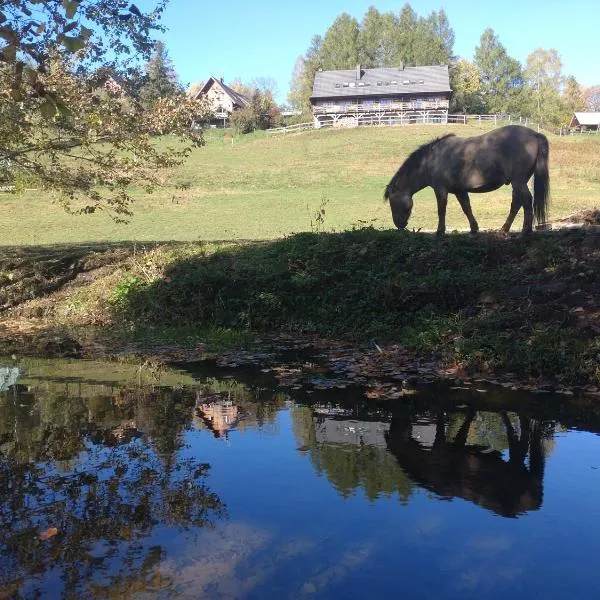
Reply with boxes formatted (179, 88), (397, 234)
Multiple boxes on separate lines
(384, 125), (550, 235)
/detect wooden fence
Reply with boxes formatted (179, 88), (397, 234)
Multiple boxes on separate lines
(265, 114), (544, 135)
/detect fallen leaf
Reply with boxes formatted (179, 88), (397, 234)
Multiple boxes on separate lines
(39, 527), (58, 540)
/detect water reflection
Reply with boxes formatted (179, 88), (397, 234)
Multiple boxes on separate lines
(2, 360), (600, 598)
(0, 377), (225, 598)
(385, 407), (550, 517)
(292, 404), (413, 502)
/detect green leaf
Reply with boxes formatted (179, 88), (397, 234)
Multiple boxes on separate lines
(39, 100), (58, 119)
(62, 0), (79, 19)
(80, 26), (92, 40)
(56, 100), (72, 118)
(61, 35), (86, 53)
(0, 44), (16, 62)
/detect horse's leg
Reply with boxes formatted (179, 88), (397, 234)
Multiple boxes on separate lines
(519, 182), (534, 234)
(455, 191), (479, 234)
(501, 185), (522, 233)
(435, 188), (448, 235)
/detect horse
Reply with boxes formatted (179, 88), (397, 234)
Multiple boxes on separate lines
(384, 125), (550, 235)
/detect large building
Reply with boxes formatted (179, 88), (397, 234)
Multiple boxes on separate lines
(310, 64), (451, 128)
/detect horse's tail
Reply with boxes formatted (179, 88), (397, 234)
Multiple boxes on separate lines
(533, 133), (550, 227)
(384, 183), (391, 201)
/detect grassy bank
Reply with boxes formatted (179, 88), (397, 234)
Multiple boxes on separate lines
(1, 124), (599, 245)
(1, 227), (598, 386)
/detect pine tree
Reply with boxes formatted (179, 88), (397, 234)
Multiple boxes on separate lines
(140, 41), (182, 106)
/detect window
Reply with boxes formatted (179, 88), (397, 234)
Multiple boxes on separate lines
(381, 98), (391, 106)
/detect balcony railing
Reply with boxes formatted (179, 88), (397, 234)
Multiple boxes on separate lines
(312, 99), (449, 115)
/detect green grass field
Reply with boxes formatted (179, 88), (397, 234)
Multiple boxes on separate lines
(1, 124), (599, 245)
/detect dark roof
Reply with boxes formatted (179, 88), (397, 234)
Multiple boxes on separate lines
(311, 65), (451, 100)
(195, 76), (250, 108)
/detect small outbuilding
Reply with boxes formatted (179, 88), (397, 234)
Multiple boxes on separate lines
(568, 112), (600, 132)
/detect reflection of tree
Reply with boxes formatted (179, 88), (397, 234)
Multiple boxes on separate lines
(291, 406), (413, 502)
(0, 384), (225, 598)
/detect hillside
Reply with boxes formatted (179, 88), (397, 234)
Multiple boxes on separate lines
(0, 123), (599, 245)
(0, 225), (599, 392)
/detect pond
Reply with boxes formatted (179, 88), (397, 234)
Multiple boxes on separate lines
(1, 358), (599, 599)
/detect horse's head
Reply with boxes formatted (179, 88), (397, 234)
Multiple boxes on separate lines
(384, 183), (413, 230)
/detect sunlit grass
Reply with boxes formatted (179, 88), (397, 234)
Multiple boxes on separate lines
(1, 124), (599, 245)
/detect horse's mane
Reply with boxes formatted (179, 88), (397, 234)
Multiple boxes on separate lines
(384, 133), (456, 199)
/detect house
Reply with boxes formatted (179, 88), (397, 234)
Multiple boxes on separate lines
(310, 64), (451, 128)
(194, 76), (250, 127)
(568, 112), (600, 132)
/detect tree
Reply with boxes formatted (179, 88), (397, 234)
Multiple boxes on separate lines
(474, 28), (523, 114)
(287, 56), (307, 111)
(139, 40), (182, 106)
(360, 7), (397, 68)
(583, 85), (600, 111)
(288, 36), (323, 113)
(524, 48), (565, 126)
(0, 1), (207, 219)
(563, 76), (586, 116)
(450, 59), (486, 113)
(412, 10), (454, 66)
(187, 80), (205, 98)
(320, 13), (360, 70)
(230, 89), (278, 134)
(396, 3), (419, 65)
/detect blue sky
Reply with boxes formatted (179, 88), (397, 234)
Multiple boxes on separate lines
(158, 0), (599, 102)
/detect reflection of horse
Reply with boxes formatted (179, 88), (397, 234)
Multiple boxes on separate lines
(385, 408), (546, 517)
(384, 125), (550, 235)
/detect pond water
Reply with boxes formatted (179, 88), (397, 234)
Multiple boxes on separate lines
(1, 358), (599, 599)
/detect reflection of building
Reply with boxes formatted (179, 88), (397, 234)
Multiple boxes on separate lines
(196, 395), (239, 438)
(313, 418), (390, 448)
(0, 366), (20, 392)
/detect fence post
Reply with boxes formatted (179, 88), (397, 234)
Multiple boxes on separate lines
(494, 114), (497, 126)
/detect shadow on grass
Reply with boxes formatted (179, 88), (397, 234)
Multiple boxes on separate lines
(114, 227), (600, 383)
(1, 228), (599, 383)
